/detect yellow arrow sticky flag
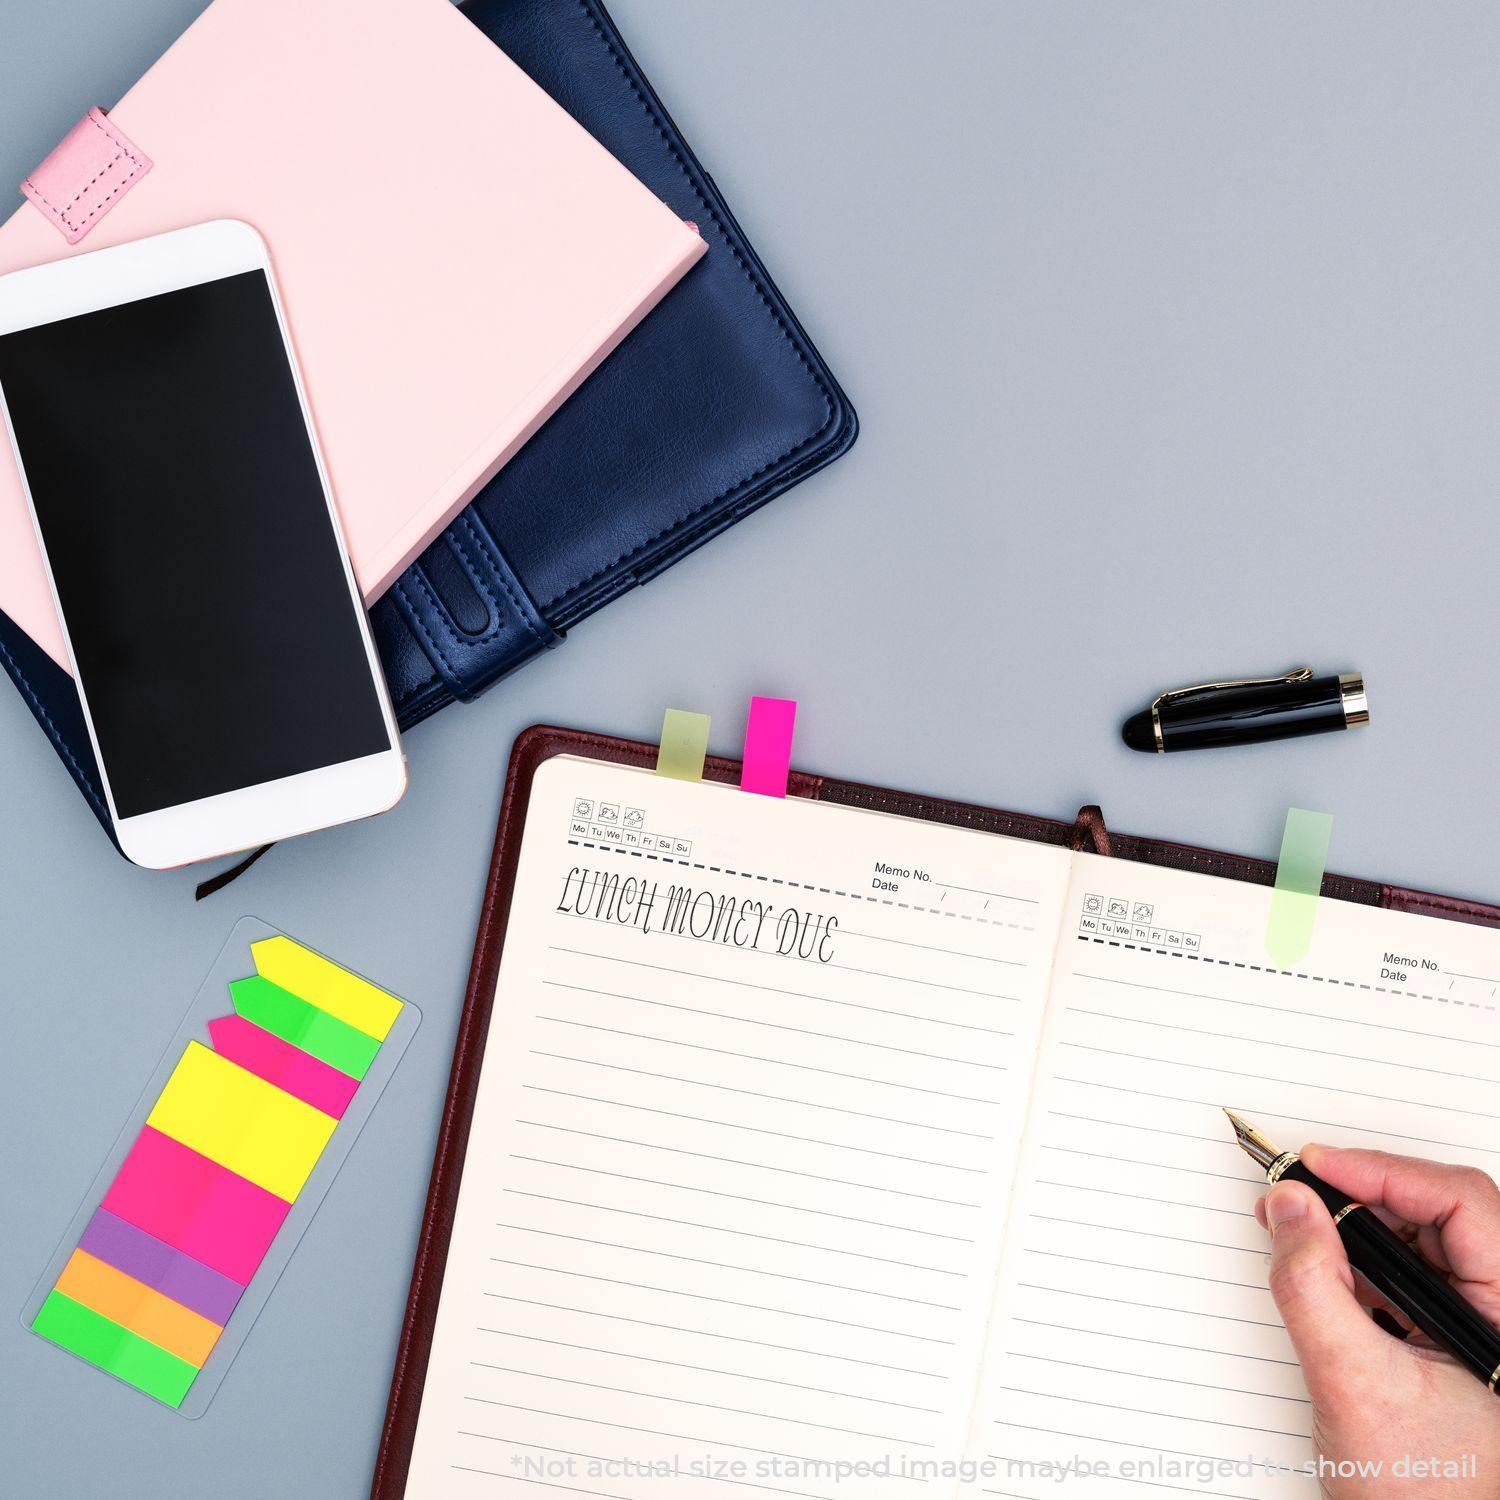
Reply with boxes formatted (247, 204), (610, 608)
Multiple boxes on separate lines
(250, 936), (402, 1042)
(146, 1043), (336, 1202)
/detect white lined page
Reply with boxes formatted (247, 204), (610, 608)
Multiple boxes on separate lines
(403, 757), (1073, 1499)
(965, 853), (1500, 1499)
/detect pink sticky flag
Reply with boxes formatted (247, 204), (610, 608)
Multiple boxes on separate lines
(102, 1128), (291, 1286)
(207, 1014), (359, 1119)
(740, 696), (798, 798)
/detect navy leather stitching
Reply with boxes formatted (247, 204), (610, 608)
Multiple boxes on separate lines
(392, 667), (441, 711)
(394, 572), (460, 682)
(535, 0), (842, 615)
(0, 632), (107, 817)
(461, 512), (555, 647)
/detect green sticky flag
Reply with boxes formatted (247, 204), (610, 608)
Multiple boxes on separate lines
(229, 975), (380, 1080)
(32, 1291), (198, 1408)
(656, 709), (710, 782)
(1265, 808), (1333, 967)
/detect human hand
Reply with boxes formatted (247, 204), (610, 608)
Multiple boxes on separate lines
(1258, 1145), (1500, 1495)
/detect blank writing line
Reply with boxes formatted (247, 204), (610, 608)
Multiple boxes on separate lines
(1050, 1078), (1500, 1160)
(1074, 972), (1500, 1053)
(501, 1189), (963, 1276)
(1039, 1145), (1259, 1186)
(1065, 1005), (1500, 1087)
(530, 1052), (991, 1138)
(1011, 1317), (1297, 1366)
(1022, 1249), (1270, 1295)
(1061, 1040), (1500, 1125)
(1028, 1214), (1262, 1257)
(823, 961), (1020, 1000)
(515, 1121), (982, 1207)
(493, 1224), (963, 1310)
(1035, 1180), (1253, 1218)
(1047, 1110), (1226, 1147)
(488, 1261), (955, 1344)
(509, 1155), (974, 1241)
(538, 1017), (1005, 1106)
(839, 928), (1023, 965)
(545, 980), (1013, 1064)
(1004, 1351), (1310, 1405)
(481, 1294), (946, 1377)
(552, 946), (1016, 1025)
(522, 1085), (983, 1172)
(992, 1387), (1308, 1440)
(468, 1364), (935, 1447)
(1015, 1283), (1281, 1331)
(478, 1330), (944, 1411)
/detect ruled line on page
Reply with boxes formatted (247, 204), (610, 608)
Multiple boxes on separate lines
(514, 1122), (986, 1206)
(1002, 1352), (1310, 1405)
(526, 1055), (998, 1139)
(1046, 1078), (1500, 1159)
(1032, 1180), (1254, 1218)
(520, 1087), (988, 1172)
(508, 1157), (977, 1241)
(1038, 1145), (1261, 1185)
(500, 1190), (967, 1275)
(1058, 1040), (1500, 1123)
(540, 960), (1020, 1032)
(476, 1330), (946, 1412)
(481, 1295), (950, 1378)
(487, 1262), (959, 1345)
(467, 1365), (939, 1447)
(1009, 1318), (1297, 1367)
(986, 1454), (1256, 1500)
(990, 1389), (1310, 1442)
(1063, 1005), (1500, 1086)
(543, 981), (1016, 1061)
(1020, 1250), (1273, 1295)
(552, 941), (1024, 1004)
(535, 1018), (1008, 1106)
(837, 928), (1025, 965)
(492, 1225), (966, 1310)
(1073, 971), (1500, 1050)
(1013, 1284), (1282, 1331)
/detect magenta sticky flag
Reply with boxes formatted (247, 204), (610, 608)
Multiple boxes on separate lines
(740, 696), (797, 797)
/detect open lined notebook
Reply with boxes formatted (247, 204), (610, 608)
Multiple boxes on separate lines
(377, 730), (1500, 1499)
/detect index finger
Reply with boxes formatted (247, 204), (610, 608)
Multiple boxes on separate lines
(1301, 1144), (1500, 1288)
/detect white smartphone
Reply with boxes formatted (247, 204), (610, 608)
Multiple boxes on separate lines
(0, 220), (406, 868)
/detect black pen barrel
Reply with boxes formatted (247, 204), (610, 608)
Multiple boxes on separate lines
(1279, 1159), (1500, 1389)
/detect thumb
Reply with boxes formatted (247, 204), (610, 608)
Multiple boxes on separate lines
(1264, 1181), (1391, 1411)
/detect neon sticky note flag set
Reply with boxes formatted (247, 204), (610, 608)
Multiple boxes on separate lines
(23, 919), (418, 1415)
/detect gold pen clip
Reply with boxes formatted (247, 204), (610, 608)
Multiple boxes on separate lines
(1152, 666), (1312, 714)
(1149, 666), (1313, 752)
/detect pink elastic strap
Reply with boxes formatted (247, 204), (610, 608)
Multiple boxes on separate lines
(740, 696), (798, 798)
(22, 107), (152, 245)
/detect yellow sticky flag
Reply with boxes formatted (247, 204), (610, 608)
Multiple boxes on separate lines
(147, 1043), (336, 1202)
(250, 936), (402, 1042)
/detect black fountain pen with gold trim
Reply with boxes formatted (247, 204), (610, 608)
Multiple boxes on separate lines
(1227, 1111), (1500, 1393)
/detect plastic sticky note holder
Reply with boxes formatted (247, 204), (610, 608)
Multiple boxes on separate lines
(20, 918), (419, 1416)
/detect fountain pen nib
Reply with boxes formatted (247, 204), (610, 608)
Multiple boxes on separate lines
(1223, 1108), (1281, 1171)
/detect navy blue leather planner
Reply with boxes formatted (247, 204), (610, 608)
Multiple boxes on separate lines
(0, 0), (856, 848)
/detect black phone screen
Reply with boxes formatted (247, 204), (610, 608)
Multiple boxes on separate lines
(0, 269), (391, 818)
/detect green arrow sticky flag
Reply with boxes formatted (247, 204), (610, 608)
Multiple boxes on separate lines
(1265, 808), (1333, 967)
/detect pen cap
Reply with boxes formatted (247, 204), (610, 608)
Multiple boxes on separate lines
(1138, 671), (1368, 753)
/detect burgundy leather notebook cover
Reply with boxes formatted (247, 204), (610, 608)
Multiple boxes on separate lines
(370, 723), (1500, 1495)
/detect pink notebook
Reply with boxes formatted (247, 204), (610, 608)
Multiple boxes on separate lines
(0, 0), (705, 671)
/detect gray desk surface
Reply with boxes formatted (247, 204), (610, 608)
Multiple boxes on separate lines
(2, 3), (1497, 1495)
